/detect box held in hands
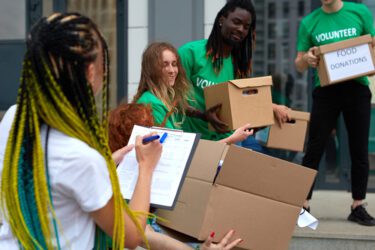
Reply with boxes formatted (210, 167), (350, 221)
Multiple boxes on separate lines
(257, 110), (310, 152)
(156, 140), (317, 250)
(203, 76), (274, 130)
(316, 34), (375, 86)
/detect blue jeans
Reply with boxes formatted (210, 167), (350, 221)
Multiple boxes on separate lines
(239, 135), (269, 154)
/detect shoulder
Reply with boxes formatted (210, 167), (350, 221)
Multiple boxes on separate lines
(179, 39), (207, 53)
(0, 105), (17, 131)
(0, 105), (17, 166)
(341, 2), (371, 16)
(301, 8), (322, 25)
(49, 128), (106, 170)
(137, 91), (164, 106)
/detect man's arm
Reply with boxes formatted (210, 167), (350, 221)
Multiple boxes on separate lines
(294, 47), (319, 73)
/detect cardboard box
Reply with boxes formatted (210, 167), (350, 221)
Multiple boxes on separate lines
(203, 76), (274, 130)
(156, 140), (316, 250)
(257, 110), (310, 152)
(316, 35), (375, 86)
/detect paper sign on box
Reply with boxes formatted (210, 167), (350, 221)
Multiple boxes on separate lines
(316, 35), (375, 86)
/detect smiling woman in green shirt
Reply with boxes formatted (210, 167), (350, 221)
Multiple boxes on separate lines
(133, 42), (253, 144)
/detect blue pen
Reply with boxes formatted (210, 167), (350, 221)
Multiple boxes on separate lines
(212, 160), (223, 184)
(159, 132), (168, 144)
(142, 135), (160, 144)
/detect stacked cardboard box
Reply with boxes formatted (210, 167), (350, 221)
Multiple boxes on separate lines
(257, 110), (310, 152)
(204, 76), (274, 130)
(316, 34), (375, 86)
(157, 140), (316, 250)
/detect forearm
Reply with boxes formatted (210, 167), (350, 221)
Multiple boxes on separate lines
(186, 106), (206, 120)
(145, 229), (194, 250)
(295, 53), (309, 72)
(128, 168), (153, 225)
(125, 168), (154, 244)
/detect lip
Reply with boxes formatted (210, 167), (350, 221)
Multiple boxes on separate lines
(231, 33), (242, 41)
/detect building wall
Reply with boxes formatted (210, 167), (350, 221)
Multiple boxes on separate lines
(127, 0), (225, 101)
(127, 0), (148, 102)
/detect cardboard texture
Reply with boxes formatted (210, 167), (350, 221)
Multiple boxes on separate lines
(257, 110), (310, 152)
(316, 35), (375, 86)
(157, 140), (317, 250)
(203, 76), (274, 130)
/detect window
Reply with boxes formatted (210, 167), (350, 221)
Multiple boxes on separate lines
(298, 1), (305, 17)
(283, 2), (289, 18)
(268, 2), (276, 19)
(268, 43), (276, 60)
(268, 23), (276, 39)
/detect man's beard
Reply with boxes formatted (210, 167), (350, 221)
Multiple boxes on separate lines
(222, 36), (242, 49)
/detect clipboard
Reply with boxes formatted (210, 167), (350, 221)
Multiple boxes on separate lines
(117, 125), (201, 210)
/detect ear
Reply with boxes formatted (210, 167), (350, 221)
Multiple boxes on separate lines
(219, 16), (225, 26)
(86, 63), (95, 87)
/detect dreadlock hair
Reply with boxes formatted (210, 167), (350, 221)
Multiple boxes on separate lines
(1, 13), (148, 250)
(206, 0), (256, 78)
(132, 42), (190, 127)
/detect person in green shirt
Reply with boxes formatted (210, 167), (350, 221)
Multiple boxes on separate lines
(133, 42), (253, 144)
(108, 103), (244, 250)
(295, 0), (375, 226)
(178, 0), (291, 153)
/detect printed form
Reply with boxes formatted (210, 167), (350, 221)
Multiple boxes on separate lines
(117, 125), (199, 209)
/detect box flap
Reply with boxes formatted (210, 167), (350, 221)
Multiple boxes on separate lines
(289, 110), (310, 121)
(156, 178), (213, 238)
(316, 35), (372, 55)
(199, 186), (300, 250)
(216, 145), (317, 206)
(187, 139), (227, 182)
(228, 76), (273, 89)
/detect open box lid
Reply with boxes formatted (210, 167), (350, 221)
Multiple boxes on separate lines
(316, 34), (373, 55)
(289, 110), (310, 121)
(215, 145), (317, 207)
(187, 140), (227, 182)
(228, 76), (273, 89)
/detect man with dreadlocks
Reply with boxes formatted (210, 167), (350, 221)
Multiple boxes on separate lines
(179, 0), (290, 150)
(0, 13), (162, 249)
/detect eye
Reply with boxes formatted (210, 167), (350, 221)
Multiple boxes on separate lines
(232, 19), (241, 25)
(172, 61), (177, 67)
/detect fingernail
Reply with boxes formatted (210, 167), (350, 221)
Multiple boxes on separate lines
(210, 232), (215, 238)
(239, 239), (244, 243)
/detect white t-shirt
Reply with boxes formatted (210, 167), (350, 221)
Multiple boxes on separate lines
(0, 105), (113, 249)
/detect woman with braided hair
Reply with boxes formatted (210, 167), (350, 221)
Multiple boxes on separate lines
(0, 13), (161, 249)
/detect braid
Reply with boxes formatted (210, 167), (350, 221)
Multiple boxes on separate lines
(1, 13), (147, 250)
(206, 0), (256, 78)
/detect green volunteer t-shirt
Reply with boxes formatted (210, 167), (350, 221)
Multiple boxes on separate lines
(136, 91), (182, 129)
(297, 2), (375, 87)
(178, 39), (234, 140)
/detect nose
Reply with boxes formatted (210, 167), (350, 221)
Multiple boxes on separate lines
(237, 25), (245, 33)
(166, 64), (174, 72)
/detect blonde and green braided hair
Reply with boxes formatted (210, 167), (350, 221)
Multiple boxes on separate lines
(1, 13), (148, 250)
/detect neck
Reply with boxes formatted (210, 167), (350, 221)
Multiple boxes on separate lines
(220, 37), (233, 57)
(322, 0), (343, 13)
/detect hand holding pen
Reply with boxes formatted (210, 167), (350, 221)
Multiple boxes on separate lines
(142, 132), (168, 144)
(136, 133), (163, 172)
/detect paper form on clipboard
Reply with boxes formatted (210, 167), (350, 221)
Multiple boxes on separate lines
(117, 125), (200, 209)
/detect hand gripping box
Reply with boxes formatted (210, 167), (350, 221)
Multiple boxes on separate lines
(203, 76), (274, 130)
(316, 34), (375, 86)
(156, 140), (316, 250)
(257, 110), (310, 152)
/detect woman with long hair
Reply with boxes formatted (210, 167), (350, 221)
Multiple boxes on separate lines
(108, 103), (243, 250)
(133, 42), (253, 144)
(0, 13), (161, 249)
